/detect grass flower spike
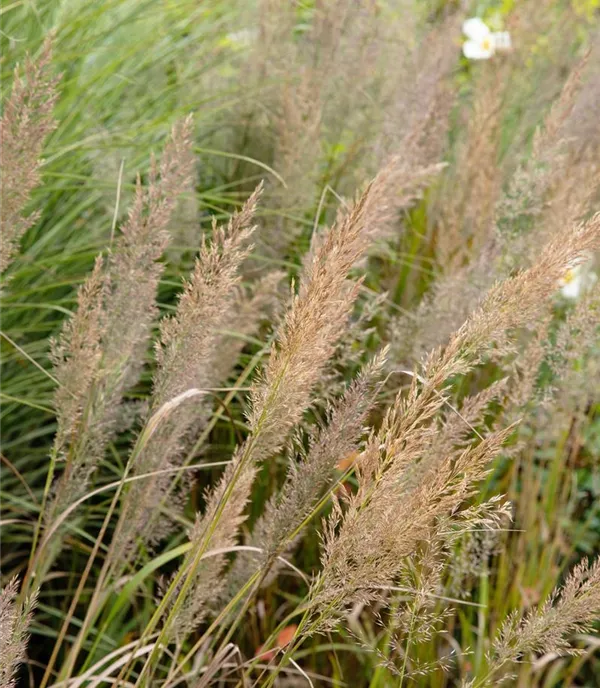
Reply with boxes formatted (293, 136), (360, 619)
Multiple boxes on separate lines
(0, 37), (59, 275)
(3, 4), (600, 686)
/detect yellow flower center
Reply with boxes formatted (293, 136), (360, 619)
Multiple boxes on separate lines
(481, 37), (492, 51)
(563, 268), (575, 284)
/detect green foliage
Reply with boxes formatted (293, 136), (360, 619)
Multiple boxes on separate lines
(1, 1), (600, 686)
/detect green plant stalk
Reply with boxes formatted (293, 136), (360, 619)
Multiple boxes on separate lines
(256, 588), (342, 688)
(368, 595), (402, 688)
(50, 390), (204, 685)
(125, 347), (266, 577)
(19, 444), (59, 599)
(165, 471), (351, 686)
(212, 463), (356, 656)
(44, 427), (156, 686)
(398, 599), (418, 688)
(126, 354), (296, 686)
(20, 378), (101, 601)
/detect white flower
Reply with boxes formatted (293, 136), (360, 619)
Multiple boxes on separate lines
(225, 29), (256, 48)
(559, 260), (598, 300)
(462, 17), (511, 60)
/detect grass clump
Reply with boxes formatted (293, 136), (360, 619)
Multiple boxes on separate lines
(1, 1), (600, 687)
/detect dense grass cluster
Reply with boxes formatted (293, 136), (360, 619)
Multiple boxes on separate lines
(1, 1), (600, 686)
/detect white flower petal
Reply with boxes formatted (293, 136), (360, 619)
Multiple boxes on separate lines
(561, 275), (583, 299)
(463, 40), (493, 60)
(226, 29), (256, 47)
(462, 17), (491, 41)
(558, 262), (598, 300)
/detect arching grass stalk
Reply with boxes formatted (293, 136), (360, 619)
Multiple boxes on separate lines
(21, 381), (100, 600)
(162, 469), (352, 686)
(211, 460), (359, 659)
(44, 389), (205, 688)
(122, 346), (268, 579)
(247, 581), (338, 688)
(128, 354), (294, 685)
(74, 355), (264, 677)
